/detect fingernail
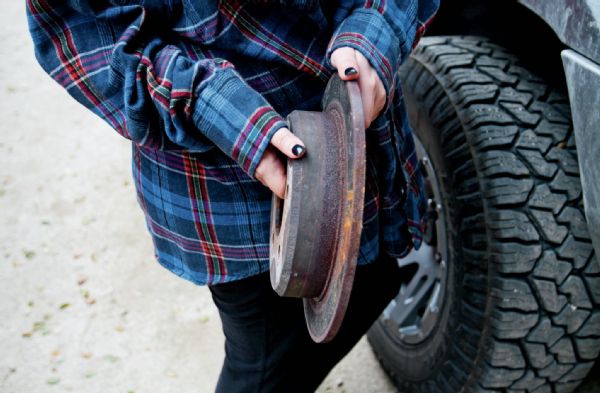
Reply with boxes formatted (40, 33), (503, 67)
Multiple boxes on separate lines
(292, 144), (305, 157)
(344, 67), (358, 76)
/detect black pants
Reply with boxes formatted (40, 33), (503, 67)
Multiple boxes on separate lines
(208, 254), (401, 393)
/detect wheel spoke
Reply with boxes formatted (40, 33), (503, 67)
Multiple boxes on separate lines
(380, 134), (449, 344)
(384, 243), (442, 330)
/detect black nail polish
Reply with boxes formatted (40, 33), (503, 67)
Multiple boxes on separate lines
(292, 144), (305, 157)
(344, 67), (358, 76)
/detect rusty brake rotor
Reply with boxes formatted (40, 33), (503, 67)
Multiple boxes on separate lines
(269, 75), (366, 343)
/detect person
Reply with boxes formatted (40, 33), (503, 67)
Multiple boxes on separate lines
(26, 0), (439, 391)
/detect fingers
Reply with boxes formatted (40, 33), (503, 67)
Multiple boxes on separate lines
(354, 51), (386, 128)
(355, 52), (376, 127)
(270, 127), (306, 159)
(331, 48), (387, 127)
(254, 146), (287, 198)
(330, 47), (360, 81)
(255, 127), (304, 198)
(255, 127), (306, 198)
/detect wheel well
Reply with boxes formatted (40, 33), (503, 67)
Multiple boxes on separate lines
(424, 0), (568, 92)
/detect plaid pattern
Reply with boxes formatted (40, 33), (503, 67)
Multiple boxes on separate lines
(27, 0), (439, 285)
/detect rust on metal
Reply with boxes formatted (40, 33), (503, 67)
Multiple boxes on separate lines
(269, 75), (366, 343)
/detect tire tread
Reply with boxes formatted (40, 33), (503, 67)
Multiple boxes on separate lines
(368, 36), (600, 393)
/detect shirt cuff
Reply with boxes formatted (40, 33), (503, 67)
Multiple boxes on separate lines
(192, 65), (287, 178)
(326, 8), (406, 110)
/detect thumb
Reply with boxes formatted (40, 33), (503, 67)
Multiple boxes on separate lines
(270, 127), (306, 159)
(330, 47), (360, 81)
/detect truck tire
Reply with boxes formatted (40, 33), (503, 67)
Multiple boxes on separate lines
(367, 36), (600, 393)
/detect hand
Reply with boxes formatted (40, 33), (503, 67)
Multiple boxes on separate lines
(330, 47), (386, 128)
(255, 127), (306, 199)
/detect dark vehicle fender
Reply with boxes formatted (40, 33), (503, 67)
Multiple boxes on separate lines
(561, 50), (600, 259)
(519, 0), (600, 63)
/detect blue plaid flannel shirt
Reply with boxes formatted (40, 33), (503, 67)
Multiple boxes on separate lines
(27, 0), (439, 285)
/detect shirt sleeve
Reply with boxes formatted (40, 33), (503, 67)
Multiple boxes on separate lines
(26, 0), (287, 177)
(325, 0), (440, 109)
